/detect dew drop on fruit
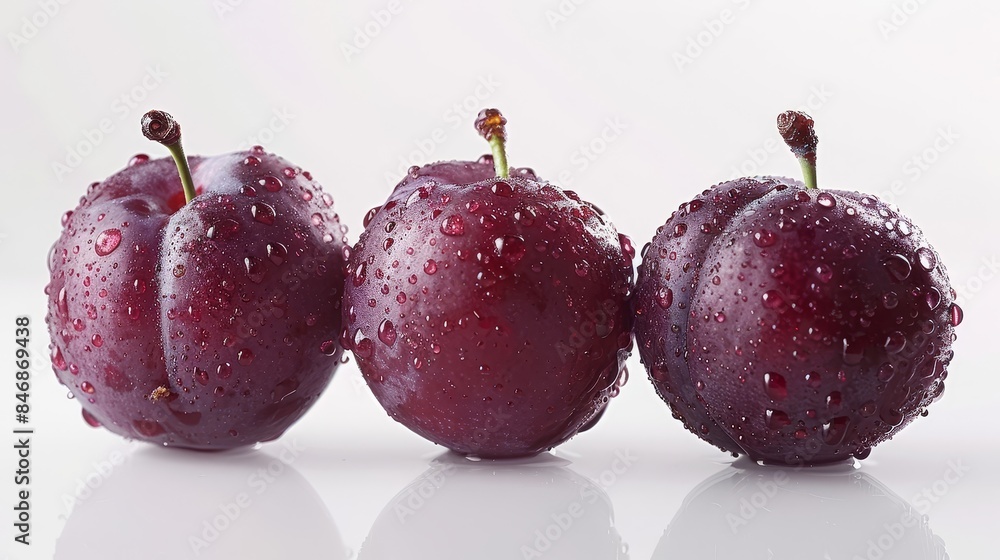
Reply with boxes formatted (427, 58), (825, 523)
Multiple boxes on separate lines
(882, 291), (899, 309)
(441, 215), (465, 236)
(81, 382), (95, 394)
(91, 334), (103, 347)
(52, 347), (67, 371)
(860, 401), (877, 417)
(761, 290), (784, 310)
(815, 264), (833, 283)
(495, 235), (526, 264)
(94, 228), (122, 256)
(377, 319), (397, 347)
(423, 259), (438, 275)
(842, 338), (865, 365)
(765, 409), (791, 429)
(491, 181), (514, 197)
(763, 372), (787, 400)
(916, 247), (937, 271)
(244, 155), (260, 166)
(826, 391), (842, 411)
(238, 348), (255, 365)
(822, 416), (850, 445)
(259, 175), (283, 192)
(804, 371), (821, 388)
(925, 287), (941, 310)
(195, 368), (209, 385)
(355, 337), (374, 358)
(883, 254), (912, 282)
(884, 331), (907, 353)
(714, 312), (726, 323)
(877, 363), (895, 382)
(897, 221), (912, 236)
(319, 340), (337, 356)
(82, 408), (101, 427)
(266, 242), (287, 265)
(208, 219), (241, 239)
(816, 192), (836, 208)
(128, 154), (149, 167)
(251, 203), (276, 225)
(244, 256), (266, 283)
(575, 260), (590, 277)
(217, 363), (233, 379)
(673, 223), (687, 237)
(949, 303), (963, 326)
(753, 229), (776, 248)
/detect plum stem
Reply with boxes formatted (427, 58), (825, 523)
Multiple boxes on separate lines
(777, 110), (818, 190)
(141, 110), (197, 203)
(475, 108), (510, 178)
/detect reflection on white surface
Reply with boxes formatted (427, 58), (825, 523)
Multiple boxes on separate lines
(654, 459), (948, 560)
(360, 453), (628, 560)
(55, 443), (347, 560)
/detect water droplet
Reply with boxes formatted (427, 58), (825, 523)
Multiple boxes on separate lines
(762, 290), (784, 309)
(816, 192), (836, 208)
(207, 219), (241, 240)
(753, 229), (776, 248)
(353, 262), (367, 286)
(949, 303), (963, 326)
(251, 203), (276, 225)
(826, 391), (842, 410)
(128, 154), (149, 167)
(257, 175), (282, 192)
(822, 416), (850, 445)
(916, 247), (937, 271)
(266, 242), (287, 265)
(82, 409), (101, 427)
(319, 340), (337, 356)
(843, 245), (858, 259)
(244, 256), (266, 283)
(794, 191), (810, 202)
(495, 235), (526, 263)
(805, 371), (821, 388)
(714, 312), (726, 323)
(378, 319), (397, 346)
(882, 291), (899, 309)
(765, 409), (791, 429)
(925, 287), (941, 310)
(354, 337), (374, 358)
(441, 215), (465, 236)
(217, 363), (232, 379)
(877, 363), (895, 382)
(491, 181), (514, 197)
(91, 334), (103, 347)
(52, 347), (68, 370)
(815, 264), (833, 283)
(195, 368), (209, 385)
(244, 155), (260, 166)
(618, 234), (635, 259)
(72, 318), (85, 331)
(842, 338), (865, 365)
(883, 254), (912, 282)
(94, 229), (122, 256)
(673, 223), (688, 237)
(574, 261), (590, 277)
(238, 348), (255, 365)
(173, 264), (186, 278)
(214, 387), (225, 397)
(81, 381), (95, 394)
(860, 401), (877, 417)
(423, 259), (438, 275)
(897, 221), (912, 236)
(763, 372), (787, 400)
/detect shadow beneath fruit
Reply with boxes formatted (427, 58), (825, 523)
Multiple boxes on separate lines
(359, 452), (630, 560)
(55, 444), (347, 560)
(653, 458), (948, 559)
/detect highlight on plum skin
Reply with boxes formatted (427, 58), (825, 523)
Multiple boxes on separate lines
(632, 110), (961, 465)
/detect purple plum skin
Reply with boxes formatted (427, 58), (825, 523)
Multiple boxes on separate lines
(634, 178), (959, 465)
(343, 160), (634, 457)
(46, 149), (349, 449)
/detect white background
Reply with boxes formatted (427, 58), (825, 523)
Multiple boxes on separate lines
(2, 1), (998, 558)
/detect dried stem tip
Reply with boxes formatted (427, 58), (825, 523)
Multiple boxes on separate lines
(475, 108), (507, 142)
(142, 110), (182, 146)
(777, 110), (819, 190)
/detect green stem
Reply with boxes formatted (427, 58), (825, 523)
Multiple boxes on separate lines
(489, 135), (509, 179)
(141, 110), (197, 204)
(798, 155), (817, 190)
(166, 141), (197, 202)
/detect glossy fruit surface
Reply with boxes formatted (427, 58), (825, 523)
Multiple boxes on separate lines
(633, 112), (960, 464)
(343, 110), (633, 457)
(46, 112), (348, 449)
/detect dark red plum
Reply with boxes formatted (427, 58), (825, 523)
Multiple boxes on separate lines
(343, 109), (634, 457)
(634, 112), (961, 464)
(45, 111), (349, 449)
